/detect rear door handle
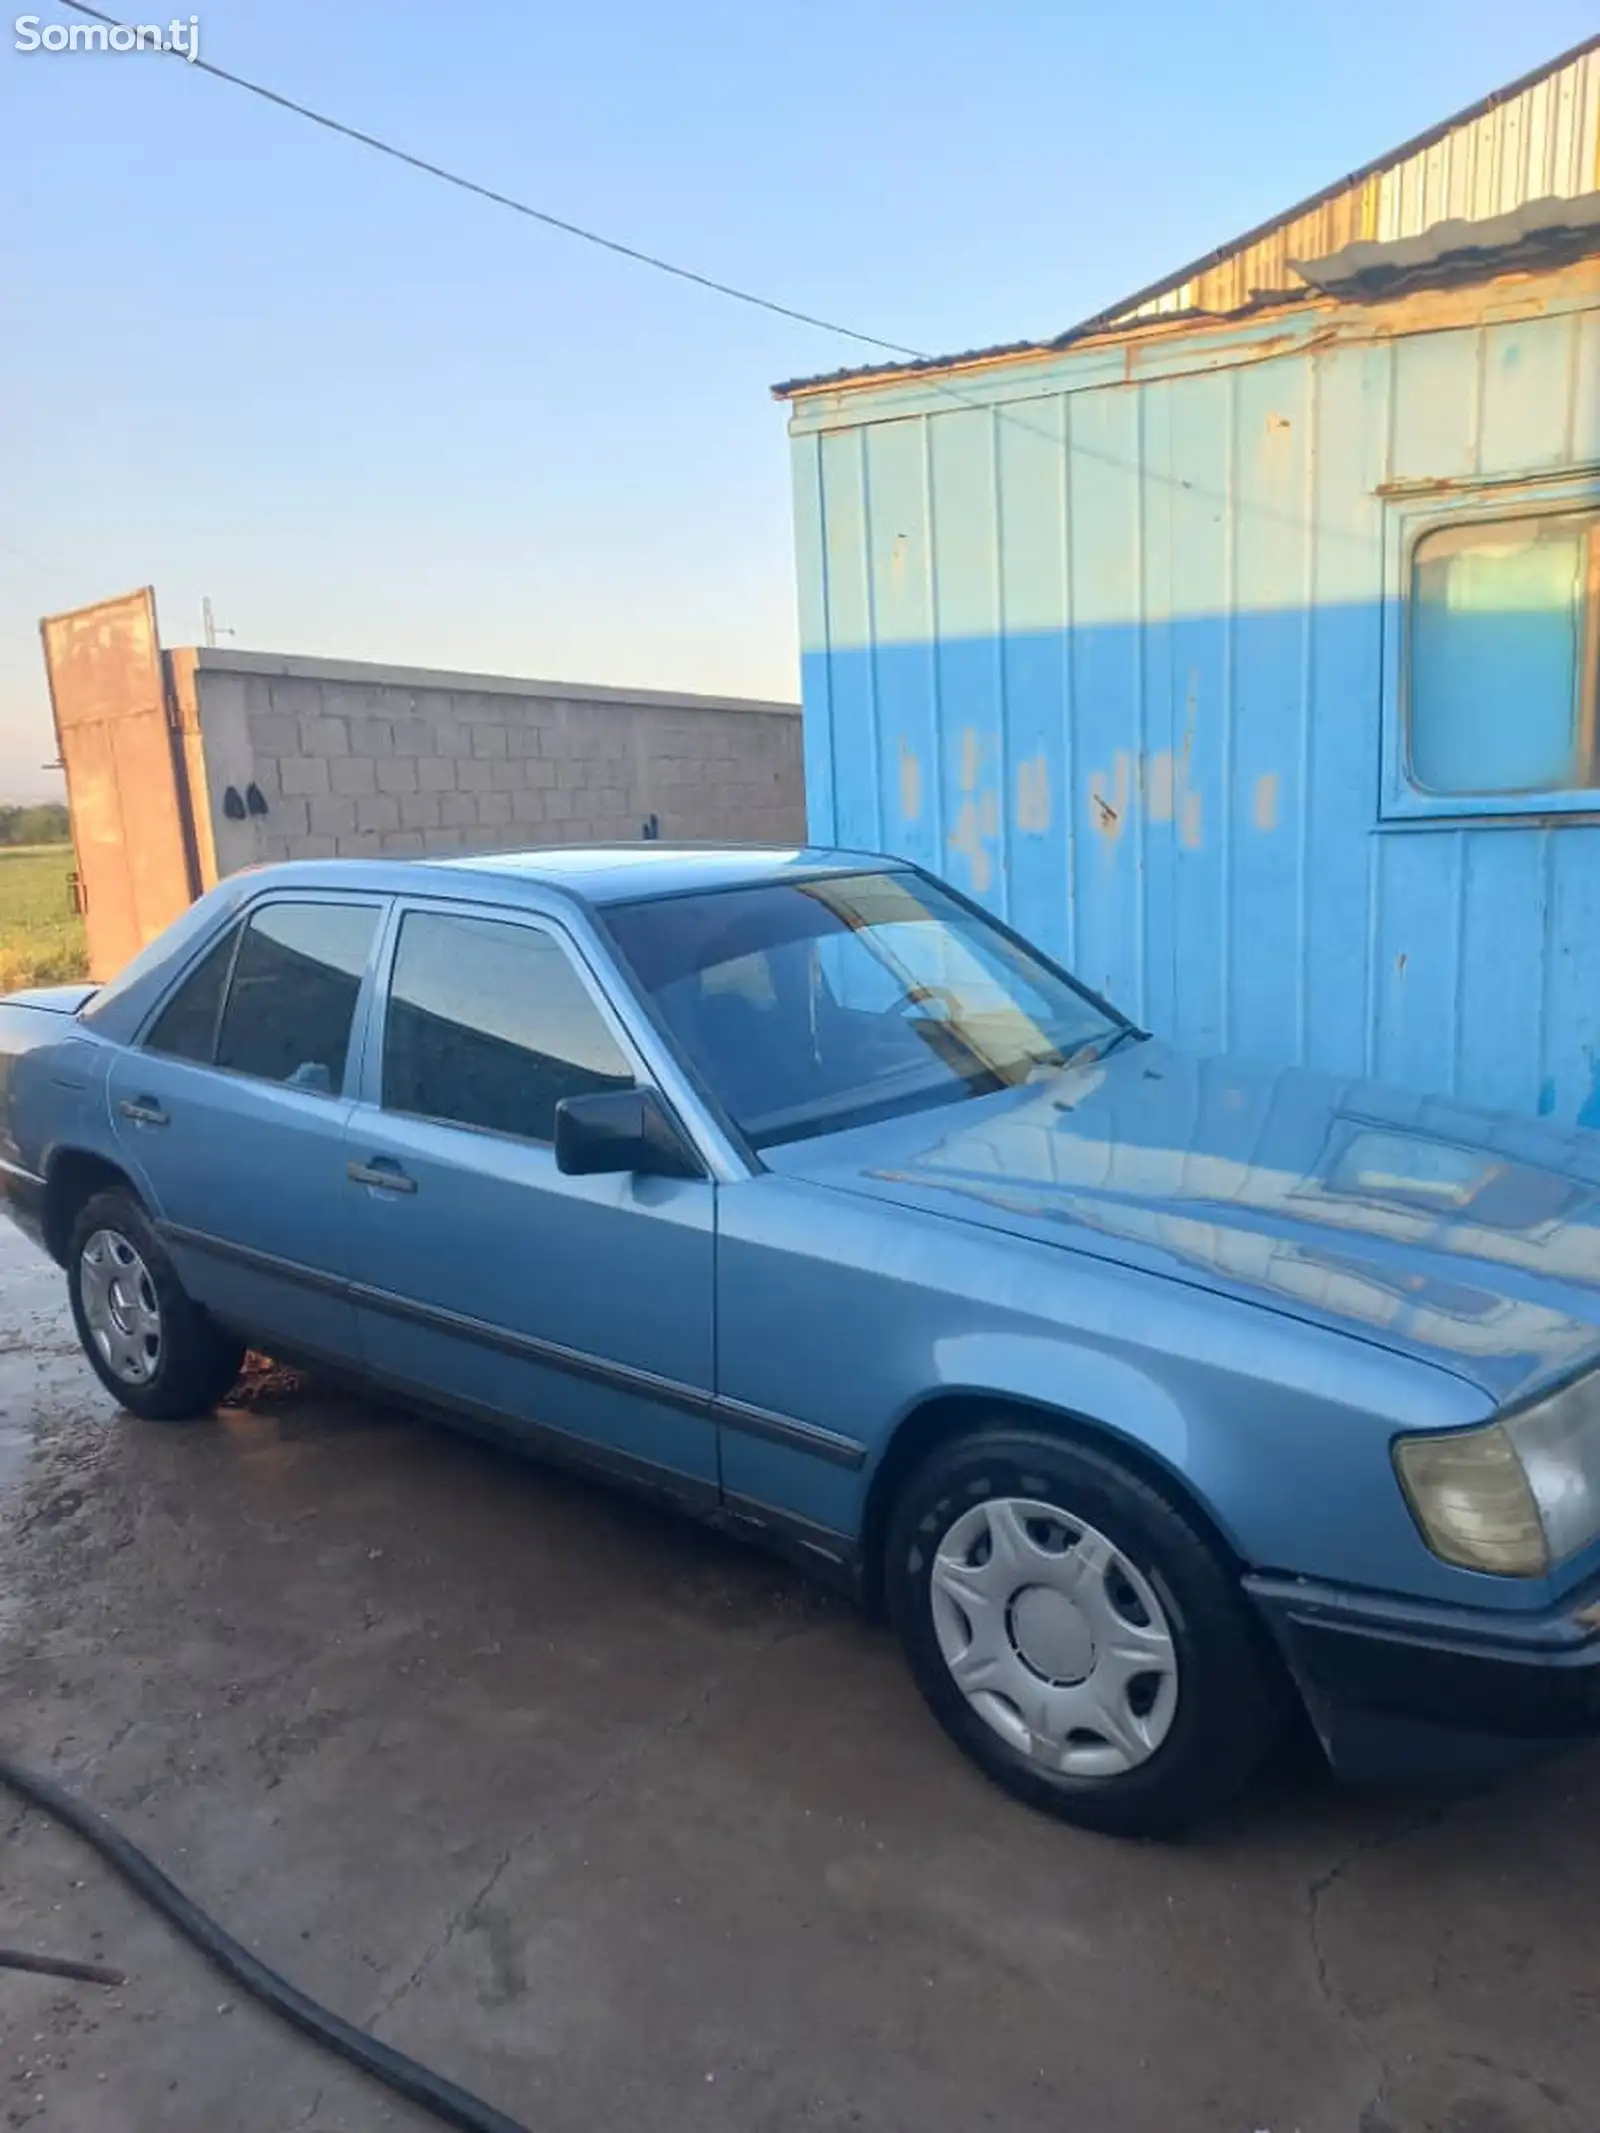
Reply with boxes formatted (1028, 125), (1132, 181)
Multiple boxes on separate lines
(118, 1097), (169, 1128)
(347, 1158), (417, 1195)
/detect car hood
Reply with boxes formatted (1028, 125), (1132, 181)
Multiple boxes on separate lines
(763, 1040), (1600, 1408)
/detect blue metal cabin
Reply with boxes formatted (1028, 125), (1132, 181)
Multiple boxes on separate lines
(777, 39), (1600, 1127)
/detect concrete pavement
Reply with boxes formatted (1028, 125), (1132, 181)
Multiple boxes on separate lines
(2, 1218), (1597, 2133)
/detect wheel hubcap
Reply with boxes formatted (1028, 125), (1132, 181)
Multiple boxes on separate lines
(930, 1497), (1179, 1778)
(79, 1229), (163, 1387)
(1009, 1585), (1095, 1684)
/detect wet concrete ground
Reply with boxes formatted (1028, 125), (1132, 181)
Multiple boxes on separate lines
(2, 1219), (1599, 2133)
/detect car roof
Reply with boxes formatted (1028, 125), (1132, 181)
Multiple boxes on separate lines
(233, 844), (901, 910)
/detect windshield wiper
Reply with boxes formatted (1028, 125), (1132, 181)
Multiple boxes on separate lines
(1096, 1023), (1147, 1061)
(1048, 1024), (1146, 1074)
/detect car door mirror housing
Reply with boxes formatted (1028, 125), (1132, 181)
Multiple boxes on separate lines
(553, 1088), (703, 1180)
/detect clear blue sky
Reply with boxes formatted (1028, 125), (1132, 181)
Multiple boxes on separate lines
(2, 0), (1593, 798)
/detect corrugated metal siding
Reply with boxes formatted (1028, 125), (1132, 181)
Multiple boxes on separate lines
(792, 280), (1600, 1128)
(1118, 44), (1600, 321)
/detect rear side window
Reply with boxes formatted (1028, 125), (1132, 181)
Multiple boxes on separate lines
(214, 902), (380, 1093)
(382, 910), (632, 1143)
(143, 925), (239, 1063)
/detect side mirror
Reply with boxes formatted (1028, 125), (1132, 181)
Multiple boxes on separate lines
(553, 1087), (703, 1180)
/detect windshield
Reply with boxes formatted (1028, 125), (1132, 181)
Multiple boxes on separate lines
(604, 870), (1129, 1150)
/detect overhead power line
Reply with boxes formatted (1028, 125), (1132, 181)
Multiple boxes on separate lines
(47, 1), (1353, 549)
(54, 0), (924, 363)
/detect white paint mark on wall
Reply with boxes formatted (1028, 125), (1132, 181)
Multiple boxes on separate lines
(1087, 745), (1202, 848)
(950, 789), (999, 892)
(959, 727), (983, 793)
(949, 725), (999, 893)
(1146, 749), (1175, 825)
(898, 736), (922, 822)
(1016, 754), (1051, 834)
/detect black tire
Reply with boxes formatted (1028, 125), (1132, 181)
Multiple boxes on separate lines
(67, 1189), (245, 1422)
(884, 1425), (1283, 1838)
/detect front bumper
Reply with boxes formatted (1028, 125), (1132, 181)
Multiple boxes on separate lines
(1245, 1570), (1600, 1784)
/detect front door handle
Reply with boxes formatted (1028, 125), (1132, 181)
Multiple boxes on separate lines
(347, 1158), (417, 1195)
(118, 1097), (170, 1128)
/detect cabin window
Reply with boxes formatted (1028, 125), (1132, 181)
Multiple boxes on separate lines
(1407, 511), (1600, 799)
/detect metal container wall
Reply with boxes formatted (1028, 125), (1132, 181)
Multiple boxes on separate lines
(787, 268), (1600, 1126)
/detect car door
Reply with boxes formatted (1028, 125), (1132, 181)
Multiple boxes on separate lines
(342, 898), (718, 1501)
(106, 893), (387, 1362)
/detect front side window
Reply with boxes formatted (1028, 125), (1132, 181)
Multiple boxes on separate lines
(1408, 511), (1600, 797)
(214, 902), (379, 1092)
(605, 870), (1125, 1150)
(382, 910), (633, 1143)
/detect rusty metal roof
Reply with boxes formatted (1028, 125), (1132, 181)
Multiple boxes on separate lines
(770, 339), (1048, 398)
(1291, 190), (1600, 297)
(774, 30), (1600, 401)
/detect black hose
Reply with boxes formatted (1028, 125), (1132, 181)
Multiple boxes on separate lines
(0, 1947), (125, 1986)
(0, 1753), (534, 2133)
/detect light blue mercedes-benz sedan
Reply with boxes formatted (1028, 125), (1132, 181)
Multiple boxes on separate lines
(5, 844), (1600, 1834)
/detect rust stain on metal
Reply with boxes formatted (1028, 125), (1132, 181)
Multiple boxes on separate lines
(1377, 463), (1582, 500)
(1089, 753), (1132, 842)
(164, 646), (220, 891)
(39, 587), (203, 981)
(1121, 322), (1310, 377)
(1180, 789), (1203, 851)
(1397, 279), (1557, 330)
(784, 239), (1593, 411)
(1253, 772), (1280, 833)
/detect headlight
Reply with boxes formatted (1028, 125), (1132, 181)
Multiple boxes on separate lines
(1395, 1370), (1600, 1577)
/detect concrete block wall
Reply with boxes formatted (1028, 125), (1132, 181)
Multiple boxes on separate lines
(172, 650), (805, 881)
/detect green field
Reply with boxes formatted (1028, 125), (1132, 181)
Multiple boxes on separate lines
(0, 844), (89, 993)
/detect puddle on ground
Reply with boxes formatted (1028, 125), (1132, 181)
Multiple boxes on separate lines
(0, 1225), (81, 1497)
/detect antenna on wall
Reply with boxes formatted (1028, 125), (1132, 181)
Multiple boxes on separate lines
(202, 596), (236, 648)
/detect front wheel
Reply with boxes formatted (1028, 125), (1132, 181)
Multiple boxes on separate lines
(884, 1426), (1283, 1837)
(67, 1189), (245, 1422)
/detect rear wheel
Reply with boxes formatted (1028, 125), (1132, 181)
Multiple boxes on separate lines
(885, 1425), (1282, 1837)
(67, 1189), (244, 1421)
